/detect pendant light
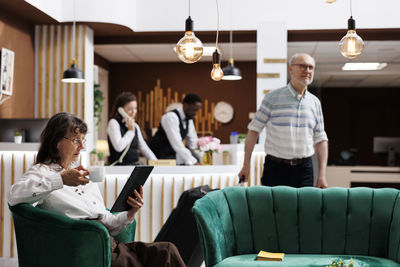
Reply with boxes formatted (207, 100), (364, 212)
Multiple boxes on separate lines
(176, 0), (203, 64)
(325, 0), (336, 3)
(210, 0), (223, 81)
(222, 0), (242, 81)
(62, 0), (85, 83)
(338, 0), (364, 59)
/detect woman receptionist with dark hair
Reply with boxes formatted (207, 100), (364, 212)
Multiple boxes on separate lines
(107, 92), (157, 165)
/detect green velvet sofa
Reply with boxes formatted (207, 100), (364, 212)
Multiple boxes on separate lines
(9, 203), (136, 267)
(192, 186), (400, 267)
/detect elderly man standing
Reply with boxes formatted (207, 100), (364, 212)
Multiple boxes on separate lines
(238, 53), (328, 188)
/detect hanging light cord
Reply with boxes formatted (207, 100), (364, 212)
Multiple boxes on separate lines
(215, 0), (220, 51)
(72, 0), (76, 61)
(229, 0), (233, 59)
(350, 0), (353, 16)
(188, 0), (191, 17)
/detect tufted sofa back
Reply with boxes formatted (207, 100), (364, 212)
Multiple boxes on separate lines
(193, 186), (400, 267)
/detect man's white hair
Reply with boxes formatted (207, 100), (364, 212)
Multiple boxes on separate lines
(288, 53), (315, 65)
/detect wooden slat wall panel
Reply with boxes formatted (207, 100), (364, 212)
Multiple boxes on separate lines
(136, 79), (221, 136)
(35, 25), (88, 119)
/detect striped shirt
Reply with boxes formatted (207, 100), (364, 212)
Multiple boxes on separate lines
(248, 83), (328, 159)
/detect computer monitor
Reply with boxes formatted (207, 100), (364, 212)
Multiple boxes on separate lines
(373, 137), (400, 166)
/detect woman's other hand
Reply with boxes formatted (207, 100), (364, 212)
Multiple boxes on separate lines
(127, 185), (144, 220)
(60, 166), (89, 186)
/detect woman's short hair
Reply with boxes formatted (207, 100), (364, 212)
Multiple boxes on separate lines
(110, 91), (137, 121)
(36, 112), (87, 165)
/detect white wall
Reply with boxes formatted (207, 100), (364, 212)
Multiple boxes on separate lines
(25, 0), (400, 32)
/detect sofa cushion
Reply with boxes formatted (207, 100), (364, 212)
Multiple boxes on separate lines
(214, 254), (400, 267)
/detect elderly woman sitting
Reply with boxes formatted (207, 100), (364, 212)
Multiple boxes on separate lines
(8, 112), (185, 267)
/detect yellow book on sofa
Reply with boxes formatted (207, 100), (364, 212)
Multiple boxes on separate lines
(256, 250), (285, 261)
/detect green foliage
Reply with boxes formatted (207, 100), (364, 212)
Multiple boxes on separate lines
(93, 84), (104, 127)
(97, 152), (105, 161)
(90, 149), (97, 155)
(14, 131), (22, 136)
(326, 258), (368, 267)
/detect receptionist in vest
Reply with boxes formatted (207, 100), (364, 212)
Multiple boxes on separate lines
(107, 92), (157, 165)
(150, 93), (202, 165)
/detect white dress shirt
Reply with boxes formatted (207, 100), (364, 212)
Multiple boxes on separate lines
(8, 162), (133, 236)
(107, 119), (157, 160)
(160, 107), (198, 165)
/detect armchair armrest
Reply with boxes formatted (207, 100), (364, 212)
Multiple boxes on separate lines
(193, 194), (235, 267)
(388, 196), (400, 263)
(10, 203), (111, 267)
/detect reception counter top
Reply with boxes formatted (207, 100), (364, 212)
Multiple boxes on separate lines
(2, 142), (400, 266)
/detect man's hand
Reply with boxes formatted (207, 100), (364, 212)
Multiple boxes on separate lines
(127, 185), (144, 220)
(238, 164), (250, 183)
(60, 166), (89, 186)
(316, 175), (328, 188)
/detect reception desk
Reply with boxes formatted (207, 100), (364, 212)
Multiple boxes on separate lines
(2, 141), (399, 266)
(0, 142), (264, 266)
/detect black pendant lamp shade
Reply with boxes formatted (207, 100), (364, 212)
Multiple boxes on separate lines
(62, 60), (85, 83)
(222, 58), (242, 80)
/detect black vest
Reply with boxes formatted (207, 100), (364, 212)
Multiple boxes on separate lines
(149, 109), (189, 159)
(108, 119), (139, 165)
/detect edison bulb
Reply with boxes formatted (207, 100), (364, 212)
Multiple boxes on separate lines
(339, 30), (364, 59)
(211, 64), (223, 81)
(176, 31), (203, 64)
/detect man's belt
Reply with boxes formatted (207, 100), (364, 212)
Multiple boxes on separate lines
(266, 154), (311, 166)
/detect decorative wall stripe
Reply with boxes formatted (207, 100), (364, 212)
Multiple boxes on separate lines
(10, 154), (15, 257)
(38, 27), (44, 118)
(46, 26), (51, 118)
(0, 154), (4, 257)
(263, 58), (286, 63)
(23, 154), (26, 173)
(218, 176), (222, 188)
(114, 177), (118, 201)
(67, 26), (72, 113)
(103, 178), (107, 206)
(257, 73), (280, 78)
(60, 26), (65, 112)
(35, 25), (89, 119)
(149, 178), (153, 241)
(82, 26), (86, 120)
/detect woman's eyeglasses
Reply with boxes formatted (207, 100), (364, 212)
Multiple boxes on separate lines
(63, 136), (86, 146)
(292, 63), (315, 71)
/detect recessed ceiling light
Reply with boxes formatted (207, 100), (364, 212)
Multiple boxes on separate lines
(342, 62), (388, 71)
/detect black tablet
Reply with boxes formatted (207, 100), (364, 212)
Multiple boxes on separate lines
(110, 166), (154, 212)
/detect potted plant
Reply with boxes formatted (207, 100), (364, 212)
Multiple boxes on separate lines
(14, 131), (22, 144)
(90, 149), (97, 166)
(93, 84), (104, 127)
(97, 152), (105, 166)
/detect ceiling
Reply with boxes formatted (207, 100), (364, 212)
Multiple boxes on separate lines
(2, 0), (400, 88)
(94, 40), (400, 88)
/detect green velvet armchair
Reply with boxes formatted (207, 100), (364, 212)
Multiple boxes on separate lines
(193, 186), (400, 267)
(9, 203), (136, 267)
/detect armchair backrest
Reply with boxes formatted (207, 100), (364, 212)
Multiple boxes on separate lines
(9, 203), (134, 267)
(193, 186), (400, 267)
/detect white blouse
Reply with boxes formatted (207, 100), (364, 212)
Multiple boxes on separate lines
(8, 162), (133, 236)
(107, 118), (157, 161)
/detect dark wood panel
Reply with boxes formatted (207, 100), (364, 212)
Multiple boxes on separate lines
(0, 9), (35, 118)
(109, 62), (256, 144)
